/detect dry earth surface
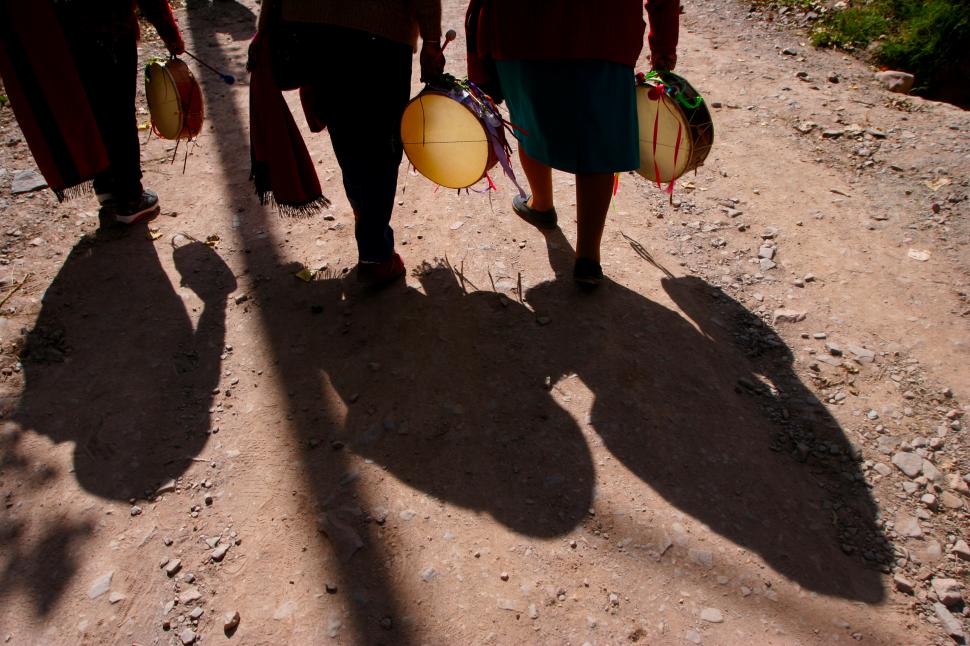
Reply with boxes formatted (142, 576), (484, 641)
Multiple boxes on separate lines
(0, 0), (968, 644)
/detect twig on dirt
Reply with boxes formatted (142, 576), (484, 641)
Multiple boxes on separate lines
(517, 271), (523, 304)
(621, 232), (674, 278)
(189, 457), (214, 463)
(851, 99), (876, 107)
(487, 269), (497, 293)
(0, 273), (31, 309)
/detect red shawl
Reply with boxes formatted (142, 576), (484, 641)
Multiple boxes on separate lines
(0, 0), (109, 200)
(248, 32), (331, 217)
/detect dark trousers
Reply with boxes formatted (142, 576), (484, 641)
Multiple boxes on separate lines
(65, 31), (144, 202)
(289, 24), (413, 263)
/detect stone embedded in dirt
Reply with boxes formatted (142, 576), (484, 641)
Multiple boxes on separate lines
(420, 567), (437, 582)
(179, 587), (202, 604)
(499, 571), (509, 581)
(873, 463), (892, 477)
(206, 537), (220, 549)
(189, 607), (204, 620)
(891, 452), (922, 478)
(184, 573), (195, 584)
(951, 540), (970, 561)
(892, 575), (915, 594)
(165, 559), (182, 577)
(846, 344), (875, 363)
(907, 249), (930, 262)
(758, 246), (775, 260)
(399, 510), (417, 521)
(87, 572), (113, 600)
(946, 474), (970, 495)
(10, 170), (47, 195)
(822, 129), (844, 139)
(921, 460), (942, 482)
(497, 599), (518, 611)
(700, 607), (724, 623)
(211, 544), (230, 562)
(108, 591), (125, 604)
(895, 514), (922, 538)
(940, 491), (964, 510)
(933, 603), (966, 642)
(772, 309), (806, 325)
(156, 479), (176, 495)
(931, 579), (963, 608)
(686, 630), (702, 644)
(782, 47), (798, 56)
(528, 603), (539, 619)
(920, 493), (938, 510)
(875, 71), (914, 94)
(689, 548), (714, 568)
(179, 628), (196, 645)
(130, 506), (142, 516)
(224, 610), (241, 634)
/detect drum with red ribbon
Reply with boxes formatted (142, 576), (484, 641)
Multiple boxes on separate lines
(635, 71), (713, 192)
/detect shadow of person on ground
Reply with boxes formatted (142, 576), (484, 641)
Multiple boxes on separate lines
(263, 225), (885, 604)
(519, 229), (887, 602)
(13, 229), (234, 501)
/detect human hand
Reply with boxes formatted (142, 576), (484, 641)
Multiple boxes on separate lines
(650, 51), (677, 73)
(420, 41), (446, 83)
(166, 34), (186, 57)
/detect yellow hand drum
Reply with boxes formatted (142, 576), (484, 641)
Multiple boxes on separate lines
(145, 58), (204, 141)
(636, 72), (713, 185)
(400, 89), (498, 189)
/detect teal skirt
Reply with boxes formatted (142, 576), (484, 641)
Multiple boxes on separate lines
(495, 59), (639, 175)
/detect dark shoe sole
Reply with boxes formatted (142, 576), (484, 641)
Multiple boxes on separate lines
(574, 258), (604, 288)
(512, 195), (558, 230)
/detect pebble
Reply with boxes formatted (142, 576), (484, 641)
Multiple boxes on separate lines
(920, 493), (937, 510)
(87, 572), (113, 599)
(772, 308), (806, 325)
(875, 70), (915, 94)
(212, 544), (230, 562)
(165, 559), (182, 577)
(891, 451), (922, 478)
(130, 506), (143, 516)
(933, 602), (966, 641)
(206, 537), (221, 549)
(686, 630), (702, 643)
(528, 603), (539, 619)
(224, 610), (241, 634)
(951, 539), (970, 561)
(108, 591), (125, 604)
(420, 567), (437, 582)
(10, 170), (47, 194)
(326, 582), (338, 594)
(689, 548), (714, 568)
(189, 607), (204, 620)
(399, 510), (417, 521)
(931, 578), (963, 607)
(179, 628), (196, 645)
(179, 588), (202, 604)
(499, 571), (509, 581)
(892, 574), (915, 594)
(700, 607), (724, 623)
(939, 491), (964, 510)
(157, 480), (177, 495)
(895, 514), (922, 538)
(922, 460), (941, 482)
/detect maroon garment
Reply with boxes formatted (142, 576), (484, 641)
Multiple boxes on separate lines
(472, 0), (678, 66)
(54, 0), (182, 47)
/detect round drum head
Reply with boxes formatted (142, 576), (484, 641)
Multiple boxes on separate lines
(636, 86), (694, 184)
(401, 93), (491, 189)
(145, 62), (185, 141)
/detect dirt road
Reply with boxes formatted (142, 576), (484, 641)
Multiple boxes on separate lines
(0, 1), (967, 644)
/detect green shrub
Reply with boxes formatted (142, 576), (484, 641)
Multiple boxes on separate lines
(811, 0), (970, 104)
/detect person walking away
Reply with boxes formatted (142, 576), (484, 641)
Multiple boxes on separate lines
(466, 0), (679, 287)
(250, 0), (444, 288)
(0, 0), (185, 224)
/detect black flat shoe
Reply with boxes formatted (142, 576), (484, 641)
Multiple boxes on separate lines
(512, 194), (558, 230)
(573, 257), (604, 288)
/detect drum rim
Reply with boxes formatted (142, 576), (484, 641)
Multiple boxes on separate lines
(400, 90), (495, 190)
(634, 76), (714, 183)
(146, 60), (187, 141)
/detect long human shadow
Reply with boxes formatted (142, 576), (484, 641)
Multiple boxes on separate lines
(14, 230), (233, 500)
(531, 230), (888, 601)
(184, 3), (418, 644)
(273, 228), (886, 603)
(4, 226), (232, 616)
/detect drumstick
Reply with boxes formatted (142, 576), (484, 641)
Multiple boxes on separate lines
(441, 29), (457, 52)
(184, 50), (236, 85)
